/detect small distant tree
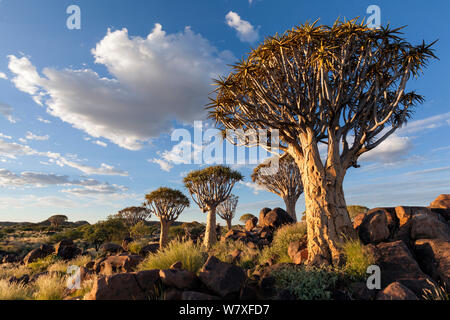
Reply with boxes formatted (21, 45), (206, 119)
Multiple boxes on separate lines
(114, 206), (151, 227)
(82, 217), (128, 250)
(239, 213), (256, 223)
(184, 165), (243, 248)
(217, 194), (239, 230)
(130, 221), (151, 239)
(145, 187), (190, 248)
(47, 215), (68, 227)
(252, 154), (303, 221)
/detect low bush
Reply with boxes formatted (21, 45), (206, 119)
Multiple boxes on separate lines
(0, 279), (33, 300)
(137, 240), (207, 273)
(342, 238), (376, 280)
(27, 255), (61, 274)
(260, 222), (306, 264)
(210, 240), (261, 270)
(33, 273), (66, 300)
(271, 264), (339, 300)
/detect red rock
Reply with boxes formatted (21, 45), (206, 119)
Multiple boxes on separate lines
(376, 282), (418, 300)
(429, 194), (450, 209)
(159, 269), (199, 290)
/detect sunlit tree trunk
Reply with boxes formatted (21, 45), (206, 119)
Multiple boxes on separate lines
(292, 132), (354, 266)
(204, 207), (217, 249)
(159, 219), (171, 249)
(225, 218), (232, 231)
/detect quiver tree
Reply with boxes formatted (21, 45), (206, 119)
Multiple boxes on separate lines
(208, 18), (437, 266)
(115, 206), (151, 228)
(217, 194), (239, 230)
(252, 154), (303, 221)
(145, 187), (189, 248)
(47, 214), (68, 227)
(184, 165), (243, 248)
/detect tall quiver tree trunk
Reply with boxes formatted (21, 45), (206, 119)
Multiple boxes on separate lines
(292, 133), (354, 266)
(204, 207), (217, 248)
(159, 219), (171, 248)
(225, 218), (232, 231)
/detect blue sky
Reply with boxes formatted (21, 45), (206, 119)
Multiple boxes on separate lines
(0, 0), (449, 224)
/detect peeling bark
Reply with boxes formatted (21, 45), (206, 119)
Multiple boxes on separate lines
(204, 207), (217, 248)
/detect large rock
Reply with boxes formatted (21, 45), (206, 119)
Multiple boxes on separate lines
(245, 217), (258, 232)
(414, 239), (450, 291)
(85, 273), (145, 300)
(374, 240), (436, 296)
(376, 282), (418, 300)
(139, 242), (159, 257)
(357, 208), (397, 244)
(258, 208), (272, 227)
(198, 256), (246, 298)
(429, 194), (450, 209)
(54, 240), (81, 260)
(159, 269), (199, 290)
(99, 243), (124, 255)
(259, 207), (294, 229)
(23, 245), (53, 265)
(410, 213), (450, 241)
(97, 255), (143, 275)
(287, 240), (307, 264)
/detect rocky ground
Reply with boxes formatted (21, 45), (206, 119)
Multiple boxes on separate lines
(1, 194), (449, 300)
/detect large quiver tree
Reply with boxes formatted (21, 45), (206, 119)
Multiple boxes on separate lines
(208, 18), (437, 266)
(252, 154), (303, 221)
(217, 194), (239, 230)
(184, 165), (243, 248)
(145, 187), (189, 248)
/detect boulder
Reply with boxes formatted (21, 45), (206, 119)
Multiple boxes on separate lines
(245, 217), (258, 232)
(159, 269), (199, 290)
(23, 247), (50, 265)
(414, 239), (450, 291)
(357, 208), (397, 244)
(410, 213), (450, 241)
(198, 256), (246, 298)
(139, 242), (159, 257)
(169, 261), (183, 270)
(374, 240), (436, 296)
(133, 269), (161, 297)
(85, 273), (146, 300)
(376, 282), (418, 300)
(54, 240), (81, 260)
(429, 194), (450, 209)
(99, 243), (123, 255)
(2, 254), (19, 264)
(287, 240), (307, 264)
(122, 236), (134, 251)
(258, 208), (272, 227)
(260, 207), (294, 229)
(98, 255), (143, 275)
(349, 282), (376, 300)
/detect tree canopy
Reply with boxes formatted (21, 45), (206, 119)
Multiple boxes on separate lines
(145, 187), (190, 223)
(115, 206), (151, 227)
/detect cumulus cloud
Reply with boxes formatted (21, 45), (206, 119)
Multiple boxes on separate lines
(8, 24), (233, 150)
(0, 103), (16, 123)
(0, 72), (7, 80)
(360, 134), (413, 164)
(150, 158), (173, 172)
(239, 181), (266, 195)
(225, 11), (259, 43)
(26, 131), (49, 141)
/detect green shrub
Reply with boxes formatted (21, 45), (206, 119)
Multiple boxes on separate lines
(27, 255), (61, 274)
(138, 240), (207, 273)
(130, 221), (152, 239)
(210, 240), (261, 269)
(272, 264), (339, 300)
(342, 238), (375, 280)
(347, 205), (369, 220)
(260, 222), (306, 264)
(239, 214), (256, 223)
(168, 225), (185, 240)
(127, 240), (147, 255)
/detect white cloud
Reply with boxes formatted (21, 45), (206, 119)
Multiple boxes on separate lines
(0, 133), (12, 140)
(398, 111), (450, 135)
(239, 181), (266, 195)
(360, 134), (413, 164)
(150, 158), (173, 172)
(8, 24), (233, 150)
(225, 11), (259, 43)
(0, 139), (127, 176)
(92, 140), (107, 148)
(26, 131), (49, 141)
(37, 116), (51, 124)
(0, 72), (7, 80)
(0, 103), (16, 123)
